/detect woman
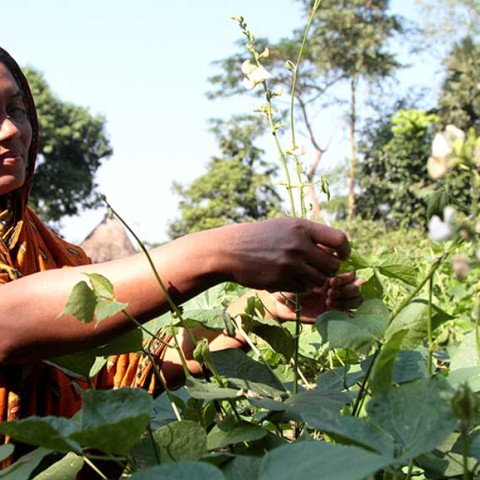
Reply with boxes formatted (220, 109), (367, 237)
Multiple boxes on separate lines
(0, 46), (362, 464)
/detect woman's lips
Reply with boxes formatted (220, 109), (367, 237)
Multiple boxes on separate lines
(0, 152), (23, 165)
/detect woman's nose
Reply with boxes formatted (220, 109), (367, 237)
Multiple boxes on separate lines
(0, 115), (20, 141)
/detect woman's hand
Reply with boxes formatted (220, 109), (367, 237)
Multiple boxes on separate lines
(213, 218), (351, 293)
(264, 271), (364, 324)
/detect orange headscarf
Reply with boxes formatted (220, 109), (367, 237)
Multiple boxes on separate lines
(0, 48), (166, 459)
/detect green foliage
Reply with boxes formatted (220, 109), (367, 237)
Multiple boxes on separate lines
(24, 68), (112, 224)
(438, 36), (480, 133)
(300, 0), (403, 80)
(168, 115), (282, 238)
(356, 109), (439, 227)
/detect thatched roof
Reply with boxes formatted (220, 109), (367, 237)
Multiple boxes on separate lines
(81, 215), (137, 263)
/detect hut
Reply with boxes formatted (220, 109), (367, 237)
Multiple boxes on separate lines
(80, 214), (137, 263)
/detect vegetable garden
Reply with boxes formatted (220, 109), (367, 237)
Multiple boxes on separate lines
(1, 1), (480, 479)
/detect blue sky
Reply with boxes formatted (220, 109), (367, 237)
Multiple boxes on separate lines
(1, 0), (437, 244)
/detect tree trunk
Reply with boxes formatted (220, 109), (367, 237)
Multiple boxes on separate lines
(347, 75), (357, 220)
(306, 147), (323, 217)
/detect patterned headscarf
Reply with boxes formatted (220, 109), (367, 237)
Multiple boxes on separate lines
(0, 47), (90, 281)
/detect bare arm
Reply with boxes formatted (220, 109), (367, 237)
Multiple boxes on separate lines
(0, 218), (349, 365)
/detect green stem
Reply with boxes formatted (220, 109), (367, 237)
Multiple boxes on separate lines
(146, 424), (161, 464)
(141, 346), (182, 422)
(390, 252), (447, 322)
(289, 0), (322, 219)
(293, 298), (301, 396)
(461, 425), (471, 480)
(352, 348), (378, 417)
(104, 198), (197, 348)
(405, 459), (414, 480)
(427, 275), (434, 375)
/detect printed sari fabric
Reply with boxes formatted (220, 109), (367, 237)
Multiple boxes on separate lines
(0, 47), (168, 467)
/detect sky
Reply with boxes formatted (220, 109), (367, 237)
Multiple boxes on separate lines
(1, 0), (438, 245)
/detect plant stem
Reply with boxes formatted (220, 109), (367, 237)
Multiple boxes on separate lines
(104, 198), (197, 347)
(82, 456), (108, 480)
(146, 425), (161, 464)
(461, 426), (471, 480)
(352, 348), (378, 417)
(427, 275), (434, 375)
(390, 252), (447, 322)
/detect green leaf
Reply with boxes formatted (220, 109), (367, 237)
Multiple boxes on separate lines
(207, 420), (267, 450)
(50, 326), (143, 378)
(377, 254), (418, 286)
(426, 189), (449, 220)
(392, 349), (428, 384)
(367, 376), (457, 462)
(360, 273), (384, 300)
(185, 377), (244, 401)
(0, 447), (52, 480)
(129, 461), (226, 480)
(222, 455), (261, 480)
(385, 299), (452, 349)
(259, 442), (392, 480)
(301, 406), (395, 456)
(447, 367), (480, 392)
(58, 281), (96, 323)
(283, 389), (350, 419)
(316, 366), (365, 391)
(0, 418), (80, 453)
(47, 353), (107, 379)
(32, 452), (83, 480)
(317, 299), (389, 354)
(210, 349), (286, 398)
(183, 308), (229, 331)
(133, 421), (207, 468)
(339, 251), (370, 274)
(449, 330), (480, 370)
(94, 299), (128, 323)
(0, 444), (14, 463)
(369, 330), (408, 395)
(85, 273), (114, 299)
(71, 388), (152, 455)
(244, 317), (295, 360)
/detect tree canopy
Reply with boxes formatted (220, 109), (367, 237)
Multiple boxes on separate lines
(168, 115), (282, 239)
(25, 67), (113, 225)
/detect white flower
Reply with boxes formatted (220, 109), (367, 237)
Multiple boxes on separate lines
(427, 155), (449, 179)
(241, 60), (256, 75)
(444, 124), (465, 145)
(241, 60), (270, 90)
(242, 77), (256, 90)
(248, 65), (270, 84)
(428, 206), (455, 242)
(432, 132), (452, 159)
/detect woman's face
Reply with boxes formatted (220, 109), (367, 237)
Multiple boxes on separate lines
(0, 62), (32, 196)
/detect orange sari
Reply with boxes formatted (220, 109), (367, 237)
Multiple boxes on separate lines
(0, 47), (167, 463)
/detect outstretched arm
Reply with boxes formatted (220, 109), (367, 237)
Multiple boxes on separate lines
(0, 218), (350, 364)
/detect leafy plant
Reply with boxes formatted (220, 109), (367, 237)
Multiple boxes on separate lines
(2, 3), (480, 480)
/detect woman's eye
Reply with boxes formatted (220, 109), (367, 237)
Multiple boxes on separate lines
(7, 104), (27, 118)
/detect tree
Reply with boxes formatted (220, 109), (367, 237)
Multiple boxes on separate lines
(356, 109), (439, 228)
(300, 0), (403, 219)
(438, 36), (480, 133)
(209, 1), (404, 219)
(24, 68), (113, 225)
(168, 115), (282, 239)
